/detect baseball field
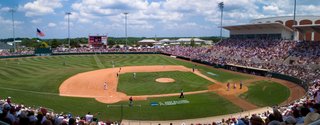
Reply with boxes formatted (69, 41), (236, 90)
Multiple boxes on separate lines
(0, 54), (304, 121)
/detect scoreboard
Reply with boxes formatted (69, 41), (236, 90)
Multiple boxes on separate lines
(88, 35), (108, 47)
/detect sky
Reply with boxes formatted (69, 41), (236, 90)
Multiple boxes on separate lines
(0, 0), (319, 39)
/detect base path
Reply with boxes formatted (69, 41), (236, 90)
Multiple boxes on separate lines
(59, 65), (248, 104)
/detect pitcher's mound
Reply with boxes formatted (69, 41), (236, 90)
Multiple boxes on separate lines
(155, 78), (175, 83)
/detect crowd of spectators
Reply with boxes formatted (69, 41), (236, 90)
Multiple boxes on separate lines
(0, 50), (34, 56)
(0, 97), (119, 125)
(161, 39), (320, 83)
(289, 41), (320, 65)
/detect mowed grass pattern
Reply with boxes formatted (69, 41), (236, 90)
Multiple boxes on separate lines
(0, 54), (253, 120)
(106, 92), (241, 121)
(118, 71), (213, 95)
(239, 80), (290, 107)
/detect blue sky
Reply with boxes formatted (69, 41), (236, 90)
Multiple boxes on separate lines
(0, 0), (319, 39)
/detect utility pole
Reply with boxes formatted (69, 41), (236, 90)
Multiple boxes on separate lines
(10, 9), (16, 52)
(66, 12), (72, 49)
(123, 12), (128, 49)
(219, 2), (224, 41)
(293, 0), (297, 40)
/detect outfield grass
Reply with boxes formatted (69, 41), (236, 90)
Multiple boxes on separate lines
(105, 92), (241, 121)
(0, 54), (257, 120)
(118, 71), (213, 95)
(155, 56), (251, 83)
(239, 80), (290, 107)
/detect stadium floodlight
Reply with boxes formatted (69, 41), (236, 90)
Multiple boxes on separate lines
(219, 2), (224, 41)
(66, 12), (72, 49)
(293, 0), (297, 40)
(9, 8), (16, 52)
(123, 12), (128, 49)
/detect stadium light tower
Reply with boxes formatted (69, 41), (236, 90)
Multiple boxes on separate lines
(9, 8), (16, 51)
(219, 2), (224, 41)
(123, 12), (128, 48)
(66, 12), (72, 49)
(293, 0), (297, 40)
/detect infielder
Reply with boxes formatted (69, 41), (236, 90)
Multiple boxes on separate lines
(104, 82), (107, 90)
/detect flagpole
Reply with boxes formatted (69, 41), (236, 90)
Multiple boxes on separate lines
(36, 28), (39, 42)
(66, 12), (72, 49)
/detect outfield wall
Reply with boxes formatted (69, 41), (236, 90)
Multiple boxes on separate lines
(52, 52), (160, 55)
(0, 54), (35, 59)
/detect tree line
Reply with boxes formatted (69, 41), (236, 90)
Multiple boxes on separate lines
(0, 36), (221, 48)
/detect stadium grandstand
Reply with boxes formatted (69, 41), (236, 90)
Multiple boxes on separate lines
(223, 16), (320, 41)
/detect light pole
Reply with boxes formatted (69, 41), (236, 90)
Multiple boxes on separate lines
(10, 8), (16, 52)
(293, 0), (297, 40)
(219, 2), (224, 41)
(123, 12), (128, 48)
(66, 12), (72, 49)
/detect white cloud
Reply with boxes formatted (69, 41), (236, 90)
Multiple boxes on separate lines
(31, 19), (42, 24)
(48, 22), (57, 27)
(0, 7), (11, 12)
(69, 0), (184, 24)
(0, 16), (23, 25)
(299, 5), (320, 15)
(164, 22), (209, 30)
(19, 0), (63, 17)
(1, 0), (320, 38)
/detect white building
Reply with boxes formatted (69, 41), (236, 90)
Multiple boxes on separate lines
(137, 39), (157, 45)
(175, 38), (208, 45)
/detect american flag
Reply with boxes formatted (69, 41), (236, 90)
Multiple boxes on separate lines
(37, 28), (45, 37)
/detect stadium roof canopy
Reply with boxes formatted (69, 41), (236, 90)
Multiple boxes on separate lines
(293, 24), (320, 33)
(223, 23), (293, 32)
(176, 38), (205, 42)
(138, 39), (157, 43)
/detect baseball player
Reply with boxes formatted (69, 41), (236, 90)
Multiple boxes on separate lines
(133, 72), (136, 79)
(129, 96), (133, 107)
(104, 82), (107, 90)
(227, 82), (230, 91)
(179, 89), (184, 98)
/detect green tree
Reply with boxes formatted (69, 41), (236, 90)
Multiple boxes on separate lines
(190, 38), (195, 47)
(51, 39), (60, 48)
(39, 42), (49, 48)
